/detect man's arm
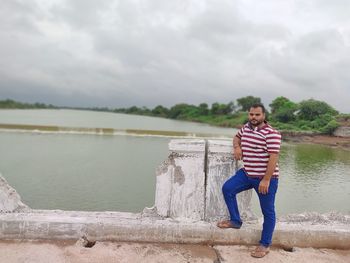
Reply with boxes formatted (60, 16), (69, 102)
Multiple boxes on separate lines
(233, 135), (242, 160)
(258, 153), (279, 194)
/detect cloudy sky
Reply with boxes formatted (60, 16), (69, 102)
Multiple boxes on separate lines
(1, 0), (350, 112)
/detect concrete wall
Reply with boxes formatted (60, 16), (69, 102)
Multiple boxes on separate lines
(0, 210), (349, 249)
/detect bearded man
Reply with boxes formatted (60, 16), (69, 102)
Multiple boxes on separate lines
(217, 103), (282, 258)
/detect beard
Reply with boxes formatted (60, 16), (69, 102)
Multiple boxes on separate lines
(249, 119), (264, 127)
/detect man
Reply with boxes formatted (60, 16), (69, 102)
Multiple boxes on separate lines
(217, 103), (281, 258)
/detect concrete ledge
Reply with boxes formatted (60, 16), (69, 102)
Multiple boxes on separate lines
(0, 210), (349, 249)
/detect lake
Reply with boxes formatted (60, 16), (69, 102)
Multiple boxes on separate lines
(0, 109), (349, 216)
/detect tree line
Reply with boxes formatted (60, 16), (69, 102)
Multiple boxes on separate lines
(0, 99), (57, 109)
(1, 96), (347, 134)
(113, 96), (343, 134)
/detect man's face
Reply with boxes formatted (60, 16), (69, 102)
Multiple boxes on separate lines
(248, 107), (265, 127)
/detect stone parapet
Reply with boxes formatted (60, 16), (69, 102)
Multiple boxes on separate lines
(0, 210), (349, 249)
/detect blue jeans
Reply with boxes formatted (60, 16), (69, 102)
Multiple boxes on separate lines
(222, 168), (278, 247)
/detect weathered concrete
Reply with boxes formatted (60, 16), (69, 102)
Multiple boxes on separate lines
(2, 241), (349, 263)
(0, 174), (29, 213)
(155, 140), (206, 220)
(205, 140), (255, 222)
(334, 126), (350, 137)
(0, 210), (349, 249)
(155, 139), (254, 222)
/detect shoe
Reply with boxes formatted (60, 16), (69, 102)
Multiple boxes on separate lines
(216, 220), (241, 229)
(251, 245), (270, 258)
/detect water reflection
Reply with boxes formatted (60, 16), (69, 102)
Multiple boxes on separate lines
(271, 143), (350, 215)
(294, 144), (337, 175)
(251, 143), (350, 215)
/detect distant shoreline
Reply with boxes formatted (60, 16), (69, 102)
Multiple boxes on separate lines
(1, 107), (350, 149)
(2, 97), (350, 137)
(282, 133), (350, 150)
(0, 122), (349, 150)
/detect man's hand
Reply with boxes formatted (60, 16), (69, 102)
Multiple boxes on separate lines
(259, 153), (278, 195)
(258, 178), (270, 195)
(234, 147), (242, 160)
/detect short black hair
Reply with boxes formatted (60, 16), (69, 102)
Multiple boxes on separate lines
(249, 103), (266, 114)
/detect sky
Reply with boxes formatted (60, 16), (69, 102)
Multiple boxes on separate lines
(1, 0), (350, 112)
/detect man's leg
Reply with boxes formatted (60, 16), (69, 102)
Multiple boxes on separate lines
(220, 169), (252, 228)
(255, 178), (278, 247)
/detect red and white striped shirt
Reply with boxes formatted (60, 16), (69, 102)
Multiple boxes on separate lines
(236, 122), (282, 178)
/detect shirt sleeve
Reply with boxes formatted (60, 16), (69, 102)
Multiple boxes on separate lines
(266, 131), (282, 154)
(236, 126), (244, 139)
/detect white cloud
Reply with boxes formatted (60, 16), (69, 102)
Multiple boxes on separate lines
(0, 0), (349, 112)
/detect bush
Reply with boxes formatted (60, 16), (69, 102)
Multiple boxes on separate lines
(297, 99), (338, 120)
(320, 120), (340, 135)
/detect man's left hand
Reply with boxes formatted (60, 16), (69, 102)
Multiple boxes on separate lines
(258, 178), (270, 195)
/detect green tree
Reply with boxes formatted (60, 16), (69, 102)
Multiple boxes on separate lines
(237, 96), (261, 111)
(198, 103), (209, 115)
(211, 102), (235, 115)
(211, 103), (220, 115)
(152, 105), (169, 117)
(297, 99), (338, 121)
(270, 96), (290, 114)
(269, 96), (298, 122)
(0, 99), (55, 109)
(168, 103), (191, 119)
(125, 106), (142, 114)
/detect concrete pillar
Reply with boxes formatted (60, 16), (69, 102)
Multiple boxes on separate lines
(205, 139), (235, 222)
(155, 139), (254, 222)
(155, 140), (206, 221)
(205, 140), (254, 222)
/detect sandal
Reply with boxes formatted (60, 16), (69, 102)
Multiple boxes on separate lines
(251, 245), (270, 258)
(216, 220), (241, 229)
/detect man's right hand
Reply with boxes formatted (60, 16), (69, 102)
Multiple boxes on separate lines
(234, 147), (242, 160)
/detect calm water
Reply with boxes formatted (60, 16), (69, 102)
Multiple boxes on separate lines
(0, 109), (234, 136)
(0, 109), (349, 215)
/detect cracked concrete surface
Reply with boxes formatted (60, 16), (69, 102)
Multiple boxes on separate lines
(0, 240), (349, 263)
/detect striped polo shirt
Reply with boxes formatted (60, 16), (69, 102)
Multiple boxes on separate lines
(236, 122), (282, 178)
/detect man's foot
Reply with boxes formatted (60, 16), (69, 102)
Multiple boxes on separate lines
(216, 220), (241, 229)
(251, 245), (270, 258)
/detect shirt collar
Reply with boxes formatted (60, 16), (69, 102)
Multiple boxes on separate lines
(247, 121), (268, 131)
